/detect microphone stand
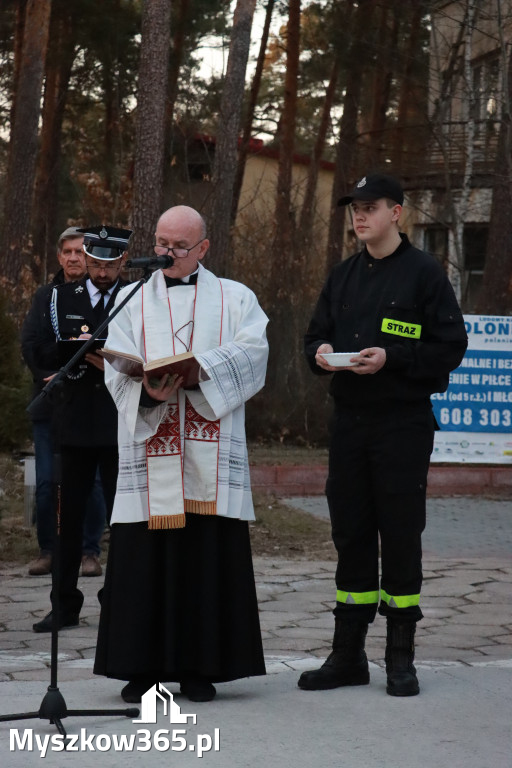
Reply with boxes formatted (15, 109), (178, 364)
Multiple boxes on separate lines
(0, 266), (156, 742)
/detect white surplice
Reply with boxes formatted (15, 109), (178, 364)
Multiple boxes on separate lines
(104, 264), (269, 526)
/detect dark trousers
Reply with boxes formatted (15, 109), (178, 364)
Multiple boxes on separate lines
(32, 420), (107, 556)
(326, 401), (435, 623)
(52, 445), (118, 616)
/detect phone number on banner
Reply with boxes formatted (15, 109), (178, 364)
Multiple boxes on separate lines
(433, 405), (512, 430)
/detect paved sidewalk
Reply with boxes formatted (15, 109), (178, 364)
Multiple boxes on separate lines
(0, 496), (511, 766)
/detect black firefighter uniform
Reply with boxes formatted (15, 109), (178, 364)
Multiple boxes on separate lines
(304, 233), (468, 622)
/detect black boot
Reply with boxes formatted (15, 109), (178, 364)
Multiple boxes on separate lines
(298, 617), (370, 690)
(385, 618), (419, 697)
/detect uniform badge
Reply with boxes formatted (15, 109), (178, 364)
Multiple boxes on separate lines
(99, 227), (108, 239)
(81, 325), (89, 333)
(75, 285), (84, 293)
(357, 176), (367, 188)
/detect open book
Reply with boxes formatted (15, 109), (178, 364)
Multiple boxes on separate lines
(98, 348), (208, 389)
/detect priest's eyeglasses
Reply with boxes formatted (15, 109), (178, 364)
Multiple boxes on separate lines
(153, 239), (204, 259)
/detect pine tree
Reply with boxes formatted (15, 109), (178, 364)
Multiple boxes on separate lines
(0, 292), (31, 450)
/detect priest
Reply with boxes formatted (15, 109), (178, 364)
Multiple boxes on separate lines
(94, 205), (269, 704)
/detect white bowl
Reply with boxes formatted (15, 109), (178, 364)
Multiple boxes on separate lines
(320, 352), (359, 367)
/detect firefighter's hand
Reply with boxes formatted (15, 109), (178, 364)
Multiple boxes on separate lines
(349, 347), (386, 375)
(316, 344), (337, 371)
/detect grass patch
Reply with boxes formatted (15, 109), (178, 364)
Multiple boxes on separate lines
(0, 453), (335, 566)
(0, 455), (38, 564)
(250, 495), (335, 560)
(248, 442), (328, 466)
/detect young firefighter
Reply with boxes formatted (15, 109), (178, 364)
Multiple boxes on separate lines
(300, 173), (467, 696)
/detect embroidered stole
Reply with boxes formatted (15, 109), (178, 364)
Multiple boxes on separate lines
(142, 269), (223, 529)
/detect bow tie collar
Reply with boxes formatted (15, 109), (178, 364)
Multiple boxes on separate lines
(164, 273), (198, 288)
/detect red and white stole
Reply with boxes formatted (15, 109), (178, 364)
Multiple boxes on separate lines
(141, 268), (223, 529)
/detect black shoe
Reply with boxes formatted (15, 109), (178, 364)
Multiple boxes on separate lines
(385, 619), (420, 697)
(298, 617), (370, 691)
(121, 680), (156, 703)
(32, 610), (79, 633)
(180, 678), (216, 702)
(298, 654), (370, 690)
(386, 668), (419, 697)
(28, 553), (52, 576)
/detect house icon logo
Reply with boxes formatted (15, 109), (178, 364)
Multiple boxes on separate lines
(133, 683), (197, 725)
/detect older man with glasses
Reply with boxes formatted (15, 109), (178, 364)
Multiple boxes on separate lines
(93, 205), (269, 705)
(32, 226), (132, 633)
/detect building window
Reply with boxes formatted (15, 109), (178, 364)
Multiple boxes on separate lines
(462, 225), (487, 312)
(471, 55), (500, 136)
(423, 226), (448, 267)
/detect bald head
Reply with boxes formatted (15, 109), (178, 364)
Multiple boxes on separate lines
(157, 206), (207, 241)
(155, 205), (209, 280)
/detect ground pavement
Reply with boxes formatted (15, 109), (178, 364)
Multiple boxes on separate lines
(0, 496), (510, 767)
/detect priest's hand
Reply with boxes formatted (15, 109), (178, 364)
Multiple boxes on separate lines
(85, 352), (104, 371)
(143, 372), (183, 401)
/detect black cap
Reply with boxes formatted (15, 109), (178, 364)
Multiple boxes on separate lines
(338, 173), (404, 206)
(77, 225), (133, 261)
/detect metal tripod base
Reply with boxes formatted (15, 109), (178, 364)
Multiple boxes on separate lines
(4, 274), (152, 746)
(0, 684), (139, 742)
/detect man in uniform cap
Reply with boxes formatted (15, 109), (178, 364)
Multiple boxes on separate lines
(32, 225), (132, 633)
(300, 173), (467, 697)
(22, 227), (108, 578)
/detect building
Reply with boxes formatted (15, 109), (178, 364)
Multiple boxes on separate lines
(403, 0), (512, 311)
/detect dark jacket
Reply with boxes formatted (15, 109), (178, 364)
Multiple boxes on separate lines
(35, 276), (129, 446)
(304, 234), (468, 406)
(21, 269), (68, 421)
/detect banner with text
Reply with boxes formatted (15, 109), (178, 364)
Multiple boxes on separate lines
(431, 315), (512, 463)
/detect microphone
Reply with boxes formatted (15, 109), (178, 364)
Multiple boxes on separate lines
(125, 254), (174, 269)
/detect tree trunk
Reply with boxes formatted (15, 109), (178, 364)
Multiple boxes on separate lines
(264, 0), (304, 438)
(0, 0), (52, 315)
(429, 0), (478, 302)
(326, 0), (371, 271)
(362, 0), (399, 169)
(476, 37), (512, 314)
(167, 0), (191, 128)
(130, 0), (172, 260)
(271, 0), (301, 286)
(299, 55), (339, 240)
(102, 57), (116, 195)
(9, 0), (29, 128)
(33, 3), (76, 283)
(102, 0), (124, 214)
(450, 0), (478, 303)
(162, 0), (190, 204)
(231, 0), (275, 224)
(391, 0), (427, 173)
(208, 0), (257, 276)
